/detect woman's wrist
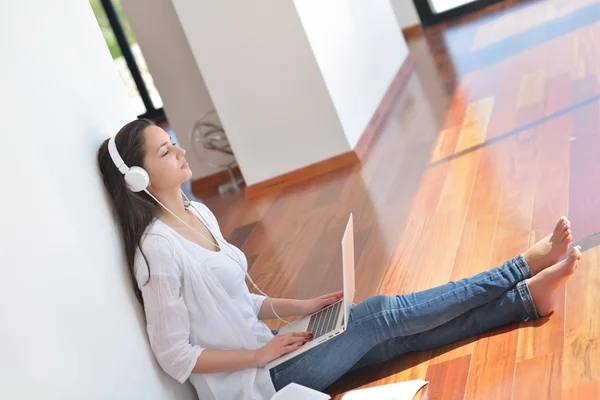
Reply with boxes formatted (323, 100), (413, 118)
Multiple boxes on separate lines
(250, 348), (261, 368)
(295, 299), (311, 315)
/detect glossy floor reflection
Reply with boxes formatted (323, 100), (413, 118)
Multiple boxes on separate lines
(198, 1), (600, 398)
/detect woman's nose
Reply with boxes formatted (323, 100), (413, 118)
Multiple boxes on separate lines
(177, 147), (186, 158)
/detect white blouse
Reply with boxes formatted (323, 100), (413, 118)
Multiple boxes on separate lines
(134, 202), (276, 399)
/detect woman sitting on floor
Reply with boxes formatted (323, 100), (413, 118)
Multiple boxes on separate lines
(97, 118), (581, 400)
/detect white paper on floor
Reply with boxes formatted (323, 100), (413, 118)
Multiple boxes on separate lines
(341, 379), (428, 400)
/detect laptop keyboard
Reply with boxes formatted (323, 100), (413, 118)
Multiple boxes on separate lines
(306, 301), (342, 341)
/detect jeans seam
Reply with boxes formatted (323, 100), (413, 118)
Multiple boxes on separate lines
(516, 280), (539, 321)
(351, 268), (519, 326)
(514, 254), (532, 279)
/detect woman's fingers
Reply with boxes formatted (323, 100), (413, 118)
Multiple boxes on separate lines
(282, 333), (311, 347)
(283, 343), (304, 353)
(319, 291), (343, 300)
(283, 332), (312, 340)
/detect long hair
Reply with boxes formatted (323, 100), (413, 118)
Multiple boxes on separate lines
(97, 118), (158, 303)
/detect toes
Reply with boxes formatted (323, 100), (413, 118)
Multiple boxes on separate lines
(555, 217), (570, 236)
(555, 217), (567, 232)
(569, 245), (582, 260)
(560, 229), (572, 243)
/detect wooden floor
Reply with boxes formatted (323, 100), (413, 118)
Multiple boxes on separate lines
(196, 0), (600, 398)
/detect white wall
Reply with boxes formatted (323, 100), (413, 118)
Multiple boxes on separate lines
(389, 0), (421, 28)
(121, 0), (229, 180)
(171, 0), (351, 186)
(0, 1), (196, 399)
(294, 0), (410, 148)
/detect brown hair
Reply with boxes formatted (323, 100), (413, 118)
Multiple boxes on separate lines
(97, 118), (158, 303)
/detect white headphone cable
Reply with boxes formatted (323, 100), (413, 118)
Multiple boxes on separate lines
(143, 189), (290, 324)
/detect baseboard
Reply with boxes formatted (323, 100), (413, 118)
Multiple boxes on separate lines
(354, 54), (415, 161)
(402, 23), (424, 40)
(194, 54), (414, 199)
(244, 151), (359, 199)
(191, 166), (242, 194)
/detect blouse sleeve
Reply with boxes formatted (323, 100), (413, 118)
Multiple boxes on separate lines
(135, 235), (203, 383)
(249, 293), (267, 316)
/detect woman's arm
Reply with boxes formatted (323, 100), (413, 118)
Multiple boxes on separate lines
(142, 274), (309, 375)
(256, 291), (344, 320)
(192, 349), (258, 373)
(137, 236), (311, 378)
(257, 298), (309, 320)
(192, 331), (311, 372)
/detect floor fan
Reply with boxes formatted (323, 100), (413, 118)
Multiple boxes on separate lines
(189, 109), (244, 195)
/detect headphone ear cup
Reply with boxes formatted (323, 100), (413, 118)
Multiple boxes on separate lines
(124, 166), (150, 192)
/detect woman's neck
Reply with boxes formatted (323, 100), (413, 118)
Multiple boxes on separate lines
(151, 188), (191, 225)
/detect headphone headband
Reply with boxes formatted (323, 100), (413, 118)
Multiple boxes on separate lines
(107, 133), (150, 192)
(108, 135), (129, 174)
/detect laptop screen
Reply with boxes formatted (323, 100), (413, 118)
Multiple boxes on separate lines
(341, 213), (355, 325)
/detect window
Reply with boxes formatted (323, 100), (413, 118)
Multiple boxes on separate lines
(90, 0), (164, 121)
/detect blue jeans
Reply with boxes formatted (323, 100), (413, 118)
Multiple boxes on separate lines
(269, 255), (540, 392)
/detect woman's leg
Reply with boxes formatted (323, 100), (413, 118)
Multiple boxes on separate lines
(351, 255), (531, 338)
(269, 246), (580, 392)
(269, 255), (529, 391)
(345, 216), (571, 339)
(270, 283), (535, 392)
(349, 244), (581, 371)
(347, 283), (534, 372)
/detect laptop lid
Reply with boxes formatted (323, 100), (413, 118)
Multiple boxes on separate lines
(341, 213), (355, 326)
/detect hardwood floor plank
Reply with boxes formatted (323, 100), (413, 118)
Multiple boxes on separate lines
(517, 70), (547, 109)
(400, 97), (494, 293)
(488, 131), (538, 267)
(513, 352), (562, 400)
(564, 380), (600, 400)
(429, 336), (477, 366)
(464, 326), (520, 400)
(568, 102), (600, 240)
(564, 246), (600, 391)
(422, 355), (471, 400)
(484, 58), (522, 140)
(545, 73), (574, 115)
(430, 127), (461, 163)
(226, 222), (257, 249)
(378, 217), (432, 296)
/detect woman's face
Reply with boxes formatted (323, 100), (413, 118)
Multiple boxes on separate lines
(142, 125), (192, 192)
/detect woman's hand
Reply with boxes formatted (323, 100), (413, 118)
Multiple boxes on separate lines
(253, 332), (312, 367)
(300, 291), (343, 316)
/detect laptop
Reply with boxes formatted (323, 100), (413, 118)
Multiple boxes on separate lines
(266, 213), (355, 370)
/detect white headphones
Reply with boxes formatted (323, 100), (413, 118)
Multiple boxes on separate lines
(108, 134), (150, 192)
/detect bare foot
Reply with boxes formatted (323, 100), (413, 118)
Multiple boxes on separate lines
(527, 245), (581, 316)
(523, 217), (572, 275)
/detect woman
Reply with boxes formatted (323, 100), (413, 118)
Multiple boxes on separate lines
(97, 119), (581, 400)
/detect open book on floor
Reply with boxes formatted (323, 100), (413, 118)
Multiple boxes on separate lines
(270, 380), (428, 400)
(341, 380), (428, 400)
